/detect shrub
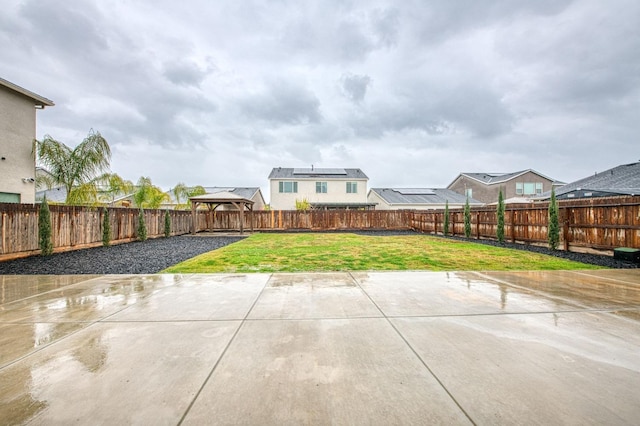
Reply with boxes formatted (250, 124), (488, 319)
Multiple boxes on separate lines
(443, 200), (450, 236)
(38, 197), (53, 256)
(137, 208), (147, 241)
(464, 197), (471, 238)
(102, 207), (111, 246)
(497, 189), (505, 243)
(295, 198), (310, 211)
(548, 187), (560, 250)
(164, 209), (171, 238)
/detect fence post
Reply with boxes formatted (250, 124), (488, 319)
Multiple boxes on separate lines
(475, 212), (480, 239)
(562, 207), (570, 251)
(510, 209), (516, 243)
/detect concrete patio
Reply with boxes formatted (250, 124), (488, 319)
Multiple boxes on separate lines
(1, 270), (639, 425)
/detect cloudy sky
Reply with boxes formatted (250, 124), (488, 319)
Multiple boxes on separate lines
(2, 0), (638, 202)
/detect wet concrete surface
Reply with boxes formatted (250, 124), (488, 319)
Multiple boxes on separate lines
(1, 270), (639, 424)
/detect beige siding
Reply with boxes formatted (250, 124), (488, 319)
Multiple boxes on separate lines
(0, 86), (37, 204)
(270, 178), (368, 210)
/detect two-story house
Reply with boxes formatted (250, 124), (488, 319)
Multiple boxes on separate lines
(447, 170), (563, 204)
(0, 78), (54, 203)
(268, 167), (374, 210)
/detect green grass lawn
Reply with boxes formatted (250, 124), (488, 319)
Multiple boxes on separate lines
(163, 233), (603, 273)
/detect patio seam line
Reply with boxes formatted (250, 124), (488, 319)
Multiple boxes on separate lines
(0, 290), (143, 372)
(0, 273), (193, 307)
(471, 271), (597, 311)
(0, 275), (124, 307)
(348, 272), (477, 426)
(177, 273), (273, 425)
(568, 270), (640, 286)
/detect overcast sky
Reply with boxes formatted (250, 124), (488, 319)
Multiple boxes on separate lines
(2, 0), (639, 202)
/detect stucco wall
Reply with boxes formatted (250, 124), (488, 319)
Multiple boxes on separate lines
(0, 86), (37, 204)
(270, 178), (368, 210)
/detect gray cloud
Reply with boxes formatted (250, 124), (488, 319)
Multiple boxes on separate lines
(1, 0), (637, 195)
(341, 74), (372, 103)
(163, 61), (214, 88)
(240, 81), (322, 125)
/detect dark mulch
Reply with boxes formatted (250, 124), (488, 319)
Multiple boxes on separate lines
(0, 231), (636, 275)
(0, 235), (246, 275)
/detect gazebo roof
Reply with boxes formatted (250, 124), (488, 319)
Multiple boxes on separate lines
(189, 191), (254, 205)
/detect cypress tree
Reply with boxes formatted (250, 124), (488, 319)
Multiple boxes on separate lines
(464, 196), (472, 238)
(38, 197), (53, 256)
(164, 209), (171, 238)
(137, 208), (147, 241)
(102, 207), (111, 246)
(443, 200), (450, 236)
(548, 187), (560, 250)
(497, 189), (505, 243)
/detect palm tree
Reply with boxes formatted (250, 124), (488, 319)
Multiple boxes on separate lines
(134, 176), (169, 209)
(33, 130), (111, 204)
(97, 173), (134, 205)
(172, 183), (206, 209)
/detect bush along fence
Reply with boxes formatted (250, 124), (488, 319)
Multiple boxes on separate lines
(1, 195), (639, 259)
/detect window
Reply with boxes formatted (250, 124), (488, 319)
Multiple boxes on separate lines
(316, 182), (327, 193)
(346, 182), (357, 193)
(0, 192), (20, 203)
(278, 181), (298, 193)
(465, 188), (473, 198)
(516, 182), (543, 195)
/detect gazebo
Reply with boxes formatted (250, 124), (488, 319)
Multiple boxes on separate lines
(189, 192), (255, 234)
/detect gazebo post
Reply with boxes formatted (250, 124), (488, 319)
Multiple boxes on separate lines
(191, 201), (197, 235)
(249, 204), (254, 232)
(237, 202), (244, 234)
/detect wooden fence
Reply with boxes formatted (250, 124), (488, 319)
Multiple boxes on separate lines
(194, 209), (411, 232)
(1, 196), (639, 260)
(410, 196), (640, 252)
(0, 204), (193, 260)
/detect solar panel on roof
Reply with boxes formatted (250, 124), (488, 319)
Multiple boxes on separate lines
(395, 189), (436, 195)
(293, 168), (347, 175)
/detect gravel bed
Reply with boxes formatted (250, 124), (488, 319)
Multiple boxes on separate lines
(0, 231), (636, 275)
(0, 235), (245, 275)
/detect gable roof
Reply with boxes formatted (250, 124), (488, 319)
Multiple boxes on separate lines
(269, 167), (368, 179)
(202, 187), (262, 201)
(0, 77), (54, 108)
(370, 188), (483, 205)
(539, 162), (640, 199)
(450, 169), (561, 186)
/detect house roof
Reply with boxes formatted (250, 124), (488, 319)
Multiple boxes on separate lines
(0, 77), (54, 108)
(370, 188), (483, 205)
(268, 167), (368, 179)
(450, 169), (562, 186)
(166, 187), (263, 204)
(36, 186), (67, 203)
(539, 162), (640, 199)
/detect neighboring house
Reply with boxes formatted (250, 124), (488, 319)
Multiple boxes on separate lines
(368, 188), (484, 210)
(537, 161), (640, 200)
(164, 186), (266, 210)
(447, 170), (563, 204)
(0, 77), (54, 204)
(268, 167), (374, 210)
(36, 186), (67, 203)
